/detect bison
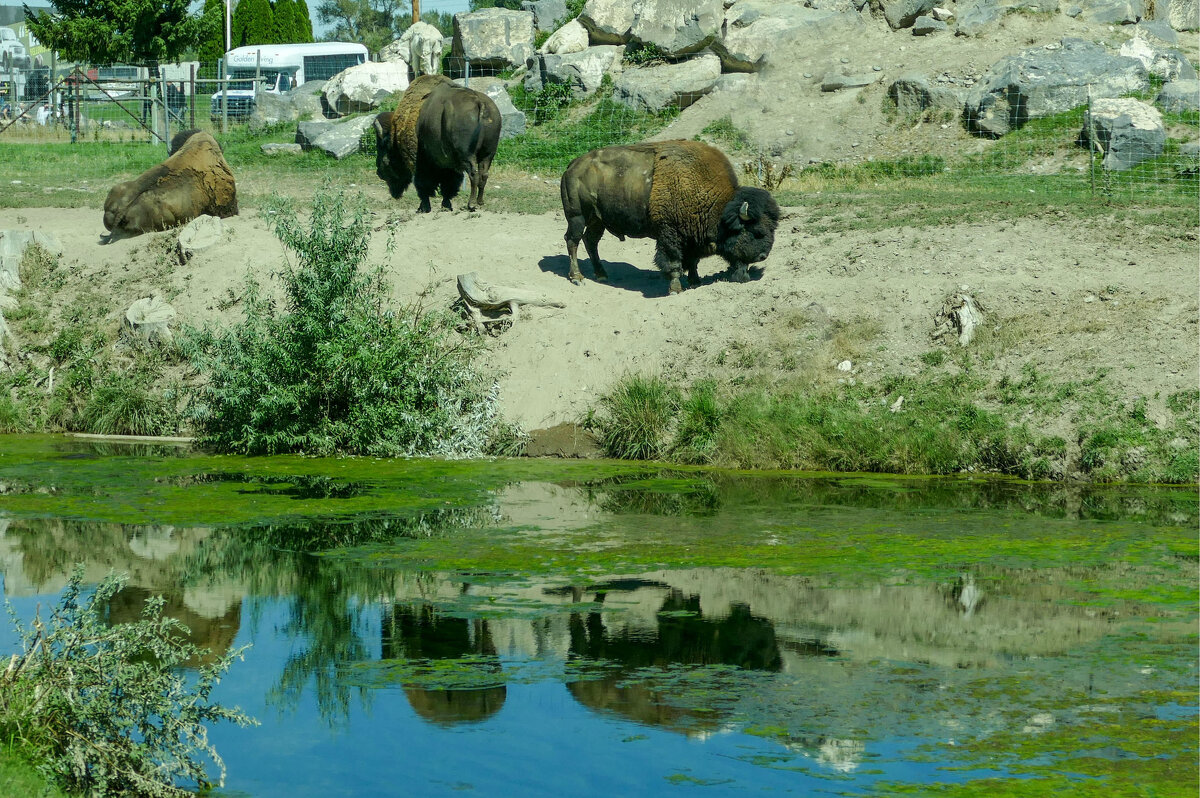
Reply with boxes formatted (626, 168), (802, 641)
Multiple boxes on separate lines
(374, 74), (501, 213)
(560, 140), (781, 295)
(102, 129), (237, 237)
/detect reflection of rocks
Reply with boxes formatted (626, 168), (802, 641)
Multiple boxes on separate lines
(106, 585), (241, 666)
(383, 603), (507, 726)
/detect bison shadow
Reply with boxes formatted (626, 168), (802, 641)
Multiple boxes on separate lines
(537, 256), (763, 299)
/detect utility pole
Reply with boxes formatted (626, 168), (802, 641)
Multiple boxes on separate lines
(412, 0), (420, 24)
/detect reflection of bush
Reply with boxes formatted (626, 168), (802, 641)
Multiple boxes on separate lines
(578, 474), (722, 517)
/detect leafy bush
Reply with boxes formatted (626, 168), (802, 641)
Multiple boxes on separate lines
(623, 41), (668, 66)
(592, 374), (680, 461)
(0, 569), (255, 797)
(81, 373), (178, 436)
(186, 188), (511, 456)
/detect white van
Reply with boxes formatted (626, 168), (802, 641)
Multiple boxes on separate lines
(210, 42), (368, 120)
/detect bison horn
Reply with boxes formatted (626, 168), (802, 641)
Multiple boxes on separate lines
(739, 201), (750, 221)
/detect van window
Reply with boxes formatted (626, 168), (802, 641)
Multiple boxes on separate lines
(302, 52), (366, 83)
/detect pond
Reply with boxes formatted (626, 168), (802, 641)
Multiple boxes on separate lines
(0, 435), (1196, 796)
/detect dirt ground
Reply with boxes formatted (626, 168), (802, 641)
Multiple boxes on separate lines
(2, 196), (1195, 436)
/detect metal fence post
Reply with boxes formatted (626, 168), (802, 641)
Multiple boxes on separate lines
(160, 70), (170, 149)
(220, 57), (228, 135)
(464, 57), (470, 88)
(189, 63), (195, 130)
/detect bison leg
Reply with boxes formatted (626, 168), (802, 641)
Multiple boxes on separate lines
(584, 222), (607, 282)
(439, 167), (463, 211)
(463, 160), (480, 211)
(413, 168), (437, 213)
(564, 214), (587, 285)
(684, 255), (701, 289)
(474, 156), (493, 209)
(654, 235), (685, 296)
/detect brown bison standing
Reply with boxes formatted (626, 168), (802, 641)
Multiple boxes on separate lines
(560, 140), (781, 295)
(374, 74), (501, 213)
(102, 129), (237, 237)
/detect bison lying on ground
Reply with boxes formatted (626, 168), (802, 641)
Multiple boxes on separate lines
(560, 140), (781, 295)
(102, 129), (237, 237)
(374, 74), (501, 213)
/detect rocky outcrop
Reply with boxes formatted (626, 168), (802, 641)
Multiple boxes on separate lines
(381, 21), (445, 77)
(296, 115), (375, 160)
(1166, 0), (1199, 30)
(522, 0), (569, 31)
(525, 45), (624, 99)
(954, 0), (1002, 36)
(1156, 79), (1200, 113)
(1080, 97), (1165, 171)
(322, 62), (410, 116)
(873, 0), (938, 29)
(887, 73), (966, 119)
(965, 38), (1149, 137)
(1078, 0), (1144, 24)
(579, 0), (723, 57)
(612, 52), (721, 112)
(452, 7), (537, 71)
(713, 0), (863, 72)
(1118, 33), (1196, 82)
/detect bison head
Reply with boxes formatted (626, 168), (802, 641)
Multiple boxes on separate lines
(716, 186), (781, 283)
(373, 112), (411, 199)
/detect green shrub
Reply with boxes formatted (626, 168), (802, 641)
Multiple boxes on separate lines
(593, 374), (680, 461)
(699, 116), (752, 152)
(0, 569), (255, 797)
(623, 41), (668, 66)
(186, 188), (510, 456)
(80, 374), (177, 436)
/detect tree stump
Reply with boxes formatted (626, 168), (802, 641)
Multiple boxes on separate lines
(125, 296), (177, 345)
(933, 293), (985, 347)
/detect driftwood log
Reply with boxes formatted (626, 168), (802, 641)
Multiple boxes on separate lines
(456, 271), (565, 334)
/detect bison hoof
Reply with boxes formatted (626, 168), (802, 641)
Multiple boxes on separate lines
(668, 278), (684, 295)
(729, 269), (751, 283)
(569, 273), (585, 286)
(593, 272), (608, 283)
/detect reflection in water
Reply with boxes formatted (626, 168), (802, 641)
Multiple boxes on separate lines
(383, 603), (506, 726)
(106, 585), (241, 667)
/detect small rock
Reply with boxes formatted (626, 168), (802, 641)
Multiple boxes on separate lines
(837, 360), (853, 372)
(889, 396), (905, 413)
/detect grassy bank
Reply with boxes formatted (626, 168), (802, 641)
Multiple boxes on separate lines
(0, 748), (68, 798)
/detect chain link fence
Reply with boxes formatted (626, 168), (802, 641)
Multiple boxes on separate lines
(1, 52), (1195, 201)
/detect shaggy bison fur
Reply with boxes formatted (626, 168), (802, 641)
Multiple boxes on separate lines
(560, 140), (781, 295)
(102, 129), (237, 237)
(374, 74), (501, 213)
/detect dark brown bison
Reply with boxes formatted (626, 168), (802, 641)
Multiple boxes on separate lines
(374, 74), (501, 213)
(560, 140), (781, 295)
(102, 129), (237, 237)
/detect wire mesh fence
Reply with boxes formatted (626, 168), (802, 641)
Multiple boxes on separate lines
(1, 52), (1195, 202)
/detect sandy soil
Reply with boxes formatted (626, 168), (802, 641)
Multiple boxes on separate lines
(2, 201), (1195, 437)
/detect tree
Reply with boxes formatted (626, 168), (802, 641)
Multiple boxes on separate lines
(24, 0), (203, 68)
(468, 0), (523, 9)
(295, 0), (315, 41)
(316, 0), (408, 51)
(197, 0), (227, 62)
(232, 0), (275, 47)
(271, 0), (300, 43)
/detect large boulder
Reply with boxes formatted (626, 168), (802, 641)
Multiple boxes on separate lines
(965, 39), (1149, 137)
(323, 62), (410, 116)
(1081, 97), (1165, 171)
(290, 80), (327, 120)
(887, 73), (966, 119)
(298, 115), (376, 160)
(1166, 0), (1198, 30)
(455, 76), (527, 138)
(612, 52), (721, 112)
(540, 19), (590, 54)
(1157, 79), (1200, 112)
(873, 0), (938, 29)
(381, 21), (445, 77)
(955, 0), (1002, 36)
(580, 0), (723, 57)
(248, 89), (300, 131)
(522, 0), (569, 30)
(525, 45), (624, 99)
(452, 7), (537, 71)
(713, 1), (864, 72)
(1118, 34), (1196, 81)
(1078, 0), (1144, 23)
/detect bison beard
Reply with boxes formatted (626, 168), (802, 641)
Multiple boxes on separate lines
(374, 76), (501, 213)
(560, 140), (780, 296)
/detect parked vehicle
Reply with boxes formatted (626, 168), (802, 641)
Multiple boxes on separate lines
(0, 28), (31, 71)
(210, 42), (368, 120)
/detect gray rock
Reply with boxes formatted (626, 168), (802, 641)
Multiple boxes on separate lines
(887, 73), (965, 118)
(965, 38), (1149, 137)
(1000, 0), (1060, 12)
(1079, 0), (1143, 24)
(912, 14), (949, 33)
(290, 80), (328, 121)
(1065, 4), (1083, 15)
(260, 142), (304, 155)
(454, 77), (527, 138)
(296, 120), (334, 148)
(1081, 97), (1165, 170)
(821, 71), (878, 91)
(612, 53), (721, 112)
(522, 0), (569, 30)
(1133, 20), (1178, 44)
(579, 0), (634, 44)
(322, 62), (410, 116)
(0, 230), (60, 311)
(452, 7), (537, 71)
(381, 22), (445, 77)
(300, 116), (375, 160)
(1157, 79), (1200, 112)
(874, 0), (938, 29)
(525, 45), (624, 99)
(539, 19), (589, 54)
(579, 0), (723, 57)
(713, 1), (864, 72)
(1166, 0), (1198, 30)
(248, 90), (300, 132)
(1119, 35), (1196, 81)
(955, 0), (1002, 36)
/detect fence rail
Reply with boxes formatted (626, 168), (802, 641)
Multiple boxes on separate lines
(0, 55), (1195, 201)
